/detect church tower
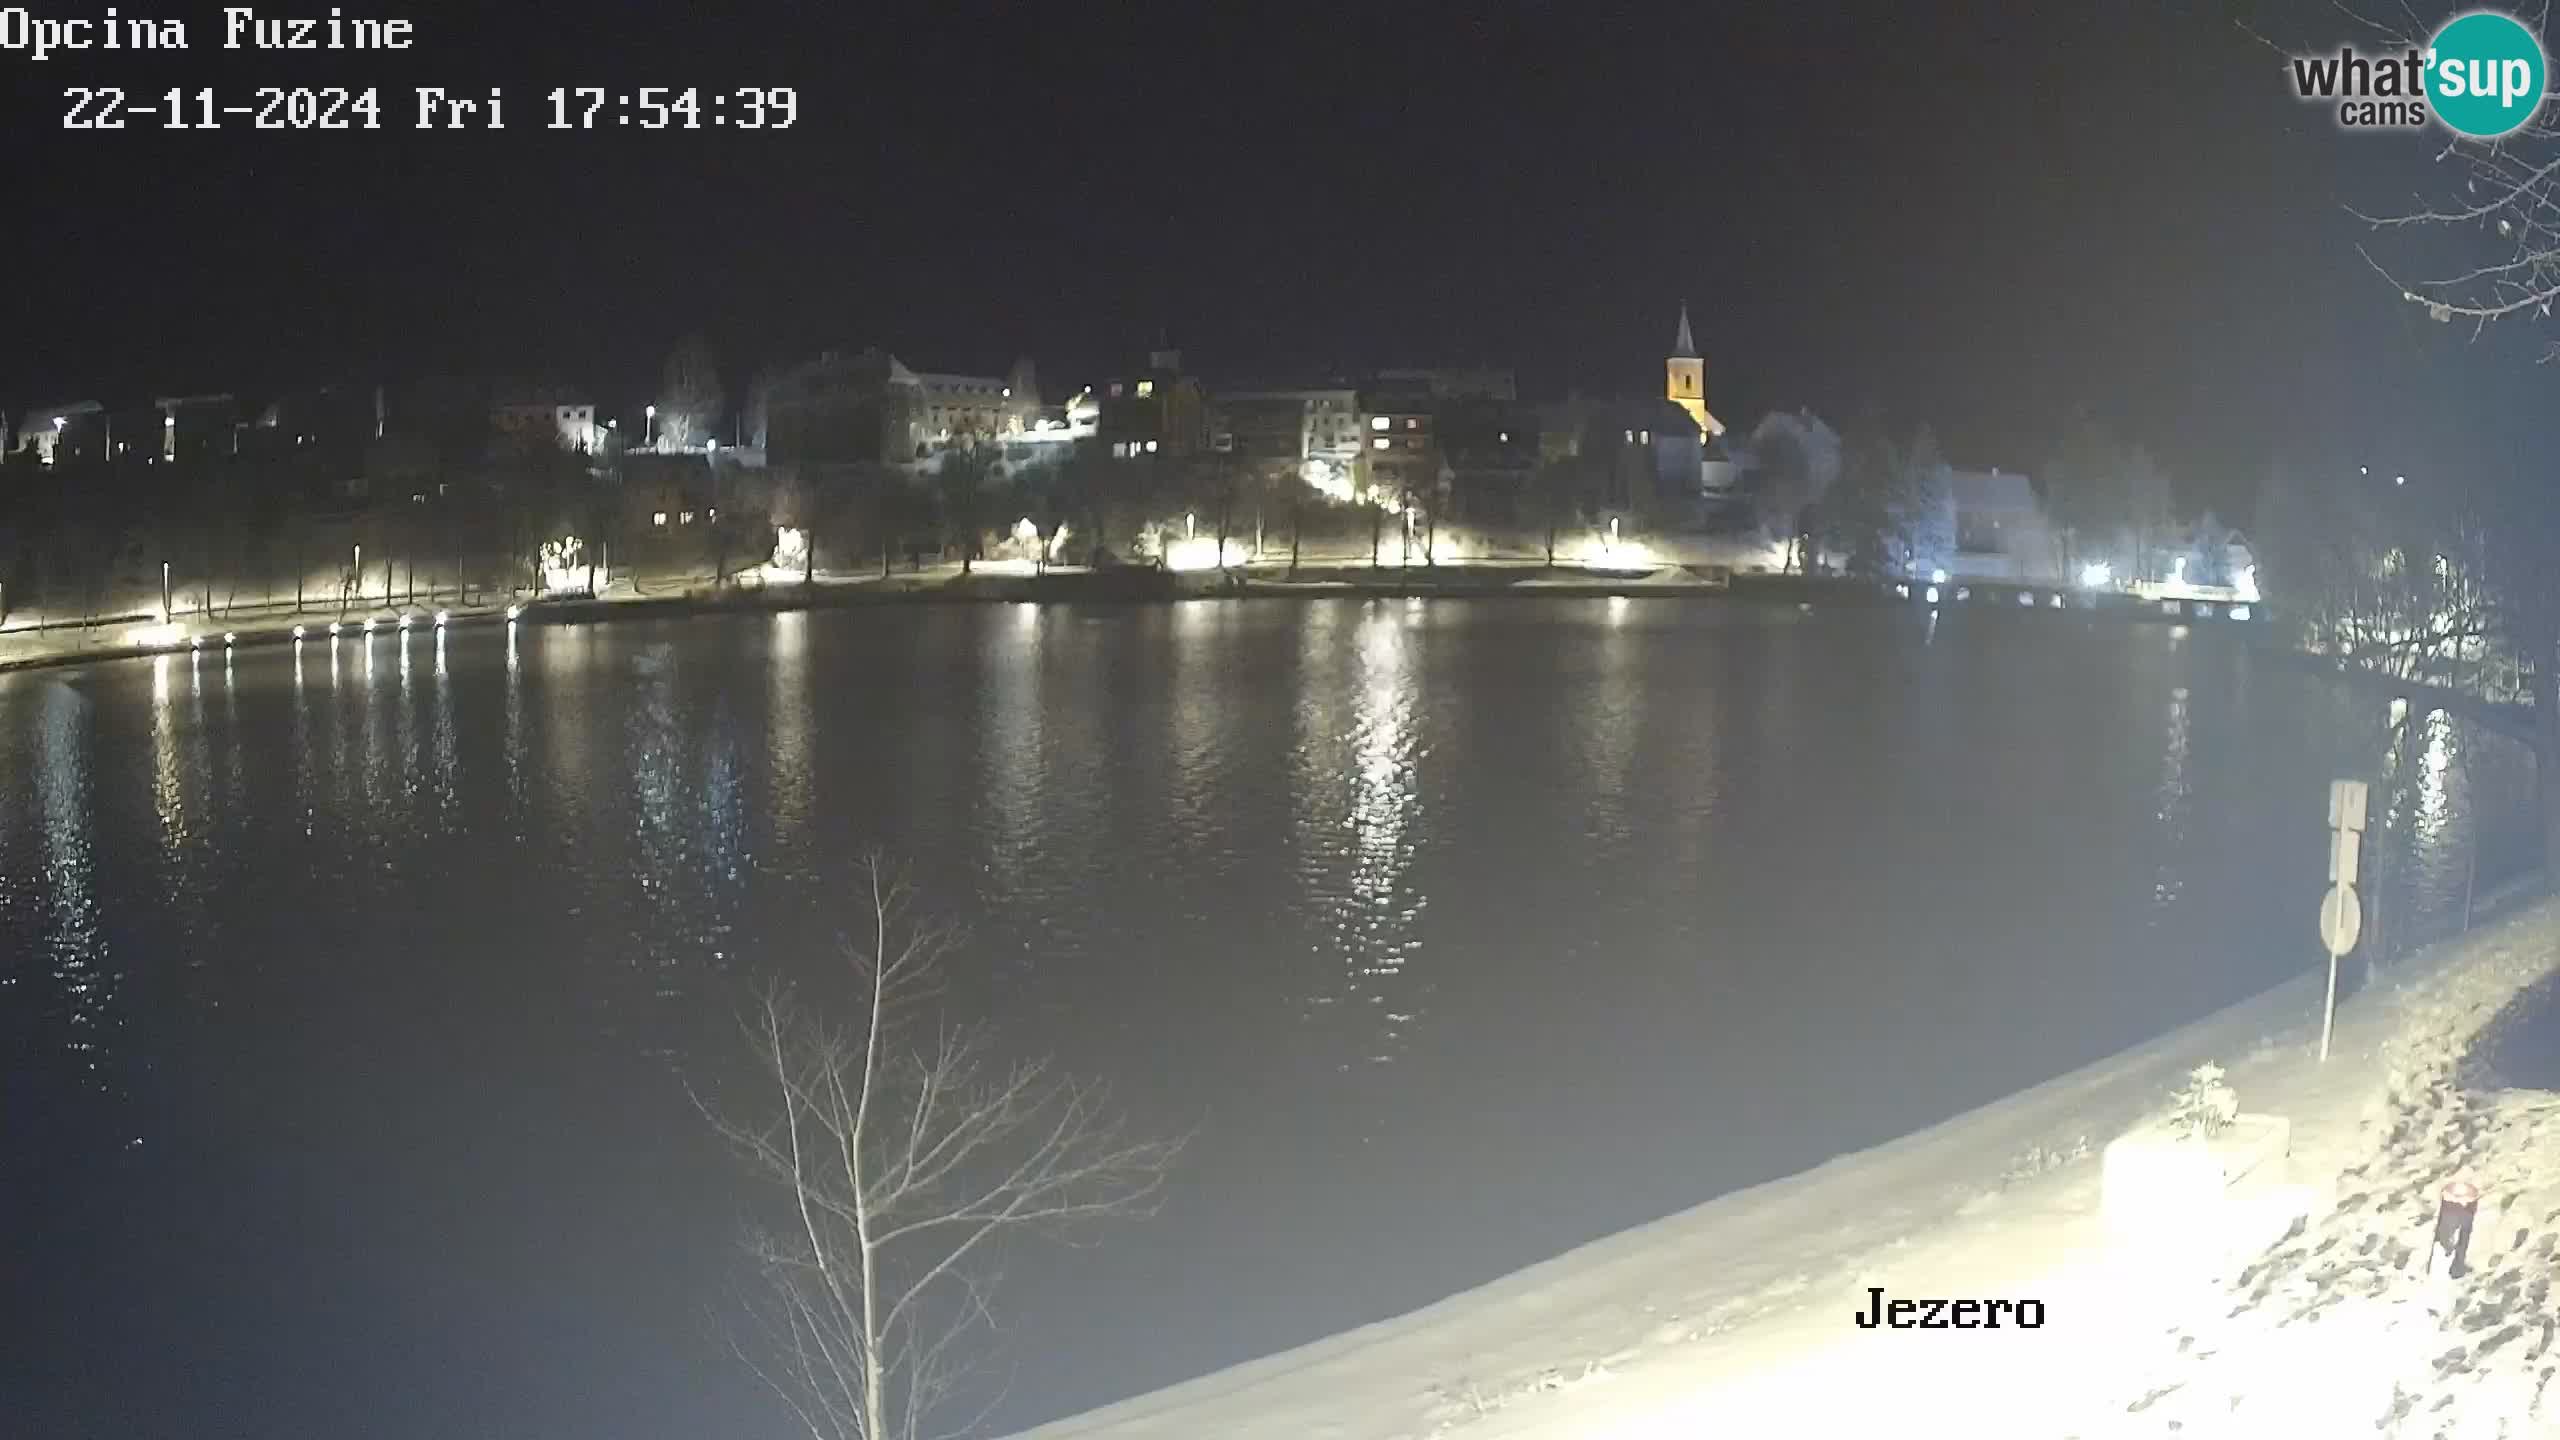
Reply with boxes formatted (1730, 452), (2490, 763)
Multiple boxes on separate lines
(1666, 303), (1722, 438)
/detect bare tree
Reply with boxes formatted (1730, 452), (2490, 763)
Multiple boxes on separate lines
(1742, 410), (1839, 574)
(2332, 0), (2560, 341)
(2311, 2), (2560, 867)
(703, 861), (1183, 1440)
(658, 335), (727, 452)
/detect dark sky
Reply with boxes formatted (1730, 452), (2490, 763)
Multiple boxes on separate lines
(10, 0), (2551, 510)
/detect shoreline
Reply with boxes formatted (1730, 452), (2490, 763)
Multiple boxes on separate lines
(0, 563), (2259, 681)
(1002, 881), (2559, 1439)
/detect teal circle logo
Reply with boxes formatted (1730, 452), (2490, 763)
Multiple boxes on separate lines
(2429, 12), (2547, 137)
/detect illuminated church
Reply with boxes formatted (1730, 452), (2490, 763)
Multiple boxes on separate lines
(1666, 303), (1723, 440)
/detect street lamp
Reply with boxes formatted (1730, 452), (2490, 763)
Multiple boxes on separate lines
(645, 404), (657, 447)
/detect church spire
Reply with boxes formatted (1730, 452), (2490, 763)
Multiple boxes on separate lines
(1672, 302), (1698, 359)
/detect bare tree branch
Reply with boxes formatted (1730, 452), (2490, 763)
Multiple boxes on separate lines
(700, 856), (1188, 1439)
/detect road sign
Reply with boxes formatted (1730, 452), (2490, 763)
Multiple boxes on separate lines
(2329, 829), (2362, 885)
(2321, 882), (2363, 957)
(2329, 779), (2369, 833)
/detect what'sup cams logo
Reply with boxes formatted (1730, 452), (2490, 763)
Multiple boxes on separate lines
(2289, 10), (2548, 136)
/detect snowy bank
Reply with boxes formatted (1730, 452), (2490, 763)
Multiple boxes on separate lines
(1006, 890), (2560, 1440)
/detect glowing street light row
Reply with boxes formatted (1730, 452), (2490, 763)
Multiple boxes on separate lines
(137, 604), (525, 654)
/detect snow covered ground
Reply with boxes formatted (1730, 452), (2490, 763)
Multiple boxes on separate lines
(1008, 891), (2560, 1440)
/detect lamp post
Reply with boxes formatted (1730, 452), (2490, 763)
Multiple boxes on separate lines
(645, 404), (657, 449)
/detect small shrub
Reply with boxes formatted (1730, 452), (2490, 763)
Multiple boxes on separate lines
(2170, 1062), (2240, 1140)
(2000, 1133), (2094, 1183)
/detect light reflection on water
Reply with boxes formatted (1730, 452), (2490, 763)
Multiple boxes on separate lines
(2152, 684), (2193, 916)
(768, 611), (811, 844)
(37, 681), (112, 1086)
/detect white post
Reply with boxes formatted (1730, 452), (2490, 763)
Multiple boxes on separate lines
(2320, 949), (2339, 1064)
(2319, 780), (2369, 1062)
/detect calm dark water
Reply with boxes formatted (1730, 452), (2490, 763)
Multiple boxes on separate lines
(0, 599), (2530, 1438)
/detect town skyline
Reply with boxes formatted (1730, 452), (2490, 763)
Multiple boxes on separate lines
(12, 0), (2552, 520)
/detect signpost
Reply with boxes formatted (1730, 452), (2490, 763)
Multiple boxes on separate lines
(2319, 779), (2368, 1063)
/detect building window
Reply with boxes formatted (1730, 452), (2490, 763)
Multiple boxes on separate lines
(708, 508), (718, 520)
(1109, 383), (1124, 398)
(1499, 431), (1510, 443)
(1373, 436), (1390, 450)
(1144, 439), (1160, 454)
(653, 511), (668, 527)
(680, 510), (696, 525)
(1625, 429), (1635, 443)
(1640, 430), (1650, 443)
(1371, 415), (1389, 432)
(1404, 418), (1419, 431)
(1137, 380), (1157, 398)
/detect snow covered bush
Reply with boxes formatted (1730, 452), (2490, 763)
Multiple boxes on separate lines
(2169, 1062), (2239, 1140)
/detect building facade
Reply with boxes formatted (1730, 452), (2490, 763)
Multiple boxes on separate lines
(1356, 377), (1445, 508)
(1095, 344), (1210, 459)
(1213, 386), (1362, 470)
(492, 389), (602, 453)
(763, 348), (1041, 467)
(156, 394), (244, 464)
(1945, 467), (2061, 583)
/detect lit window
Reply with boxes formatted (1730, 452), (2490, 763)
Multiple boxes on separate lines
(681, 510), (696, 524)
(1640, 430), (1650, 443)
(1145, 439), (1160, 453)
(1371, 416), (1389, 432)
(707, 508), (718, 519)
(653, 511), (667, 526)
(1625, 430), (1634, 443)
(1137, 380), (1156, 398)
(1109, 383), (1124, 398)
(1499, 431), (1509, 443)
(1405, 418), (1419, 431)
(1373, 436), (1390, 450)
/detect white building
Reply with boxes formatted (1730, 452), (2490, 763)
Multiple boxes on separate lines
(1946, 468), (2062, 584)
(494, 393), (602, 453)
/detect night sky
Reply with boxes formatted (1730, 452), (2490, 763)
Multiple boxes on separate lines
(11, 0), (2551, 511)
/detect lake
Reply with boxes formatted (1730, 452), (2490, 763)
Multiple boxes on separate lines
(0, 597), (2530, 1437)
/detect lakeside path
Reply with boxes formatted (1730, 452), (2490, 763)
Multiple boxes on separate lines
(0, 560), (2257, 679)
(0, 563), (1734, 675)
(1004, 889), (2560, 1440)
